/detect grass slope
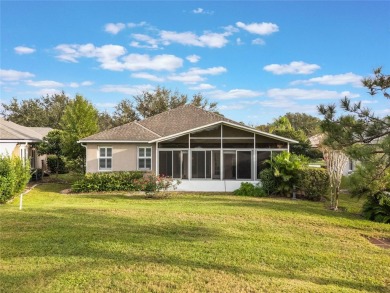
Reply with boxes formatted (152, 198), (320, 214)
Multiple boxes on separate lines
(1, 183), (389, 292)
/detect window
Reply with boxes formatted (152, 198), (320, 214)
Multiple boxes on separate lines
(99, 147), (112, 171)
(237, 151), (252, 179)
(138, 147), (152, 170)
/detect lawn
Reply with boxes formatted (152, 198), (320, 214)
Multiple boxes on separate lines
(1, 182), (389, 292)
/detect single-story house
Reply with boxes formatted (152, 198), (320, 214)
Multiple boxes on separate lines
(79, 105), (298, 191)
(0, 118), (51, 169)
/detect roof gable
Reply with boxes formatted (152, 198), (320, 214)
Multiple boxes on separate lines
(0, 119), (51, 141)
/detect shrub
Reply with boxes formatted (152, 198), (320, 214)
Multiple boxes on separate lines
(233, 182), (266, 197)
(71, 171), (144, 193)
(297, 168), (330, 201)
(47, 155), (68, 174)
(0, 155), (31, 203)
(267, 152), (309, 197)
(134, 174), (180, 197)
(259, 168), (278, 195)
(362, 192), (390, 223)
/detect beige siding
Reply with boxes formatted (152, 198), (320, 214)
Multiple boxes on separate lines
(86, 143), (156, 174)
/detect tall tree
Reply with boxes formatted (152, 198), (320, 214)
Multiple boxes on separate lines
(284, 112), (322, 137)
(98, 111), (115, 131)
(134, 86), (187, 119)
(37, 130), (64, 176)
(318, 67), (390, 215)
(0, 92), (70, 128)
(112, 99), (139, 126)
(267, 116), (322, 159)
(133, 86), (218, 119)
(60, 95), (99, 173)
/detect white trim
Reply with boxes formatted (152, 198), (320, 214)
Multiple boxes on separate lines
(1, 140), (38, 143)
(98, 146), (113, 172)
(78, 140), (149, 143)
(137, 146), (152, 171)
(155, 142), (158, 176)
(149, 121), (298, 144)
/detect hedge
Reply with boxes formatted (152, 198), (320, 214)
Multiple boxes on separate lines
(297, 168), (330, 201)
(71, 171), (144, 193)
(0, 155), (31, 203)
(47, 155), (68, 174)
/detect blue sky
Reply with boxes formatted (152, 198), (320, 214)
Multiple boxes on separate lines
(1, 1), (389, 125)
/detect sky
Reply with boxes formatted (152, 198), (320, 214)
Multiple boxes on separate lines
(1, 0), (389, 125)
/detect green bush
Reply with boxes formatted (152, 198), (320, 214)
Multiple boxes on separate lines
(297, 168), (330, 201)
(47, 155), (68, 174)
(71, 171), (145, 193)
(0, 155), (31, 203)
(259, 168), (278, 195)
(233, 182), (266, 197)
(362, 192), (390, 223)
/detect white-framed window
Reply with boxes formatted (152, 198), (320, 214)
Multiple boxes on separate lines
(138, 147), (152, 170)
(99, 147), (112, 171)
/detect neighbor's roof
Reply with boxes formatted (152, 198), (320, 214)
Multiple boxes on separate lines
(0, 119), (52, 142)
(79, 104), (298, 143)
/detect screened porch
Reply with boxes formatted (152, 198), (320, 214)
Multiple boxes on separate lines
(155, 124), (289, 181)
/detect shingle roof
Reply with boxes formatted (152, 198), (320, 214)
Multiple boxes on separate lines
(80, 121), (160, 141)
(0, 119), (51, 141)
(79, 104), (296, 143)
(138, 104), (241, 137)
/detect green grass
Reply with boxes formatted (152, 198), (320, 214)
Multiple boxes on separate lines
(1, 183), (389, 292)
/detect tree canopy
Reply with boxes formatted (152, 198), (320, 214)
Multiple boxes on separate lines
(318, 67), (390, 202)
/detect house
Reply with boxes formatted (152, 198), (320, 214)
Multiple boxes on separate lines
(79, 105), (298, 191)
(0, 118), (51, 169)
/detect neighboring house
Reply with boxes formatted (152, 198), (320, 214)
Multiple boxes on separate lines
(0, 118), (51, 169)
(309, 133), (356, 175)
(79, 105), (298, 191)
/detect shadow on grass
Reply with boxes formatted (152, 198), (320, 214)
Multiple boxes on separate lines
(1, 207), (387, 292)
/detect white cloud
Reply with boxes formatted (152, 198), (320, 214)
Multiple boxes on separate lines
(236, 38), (244, 45)
(37, 88), (62, 96)
(122, 54), (183, 71)
(55, 43), (182, 71)
(104, 23), (126, 34)
(207, 89), (263, 100)
(69, 81), (93, 88)
(291, 72), (363, 87)
(219, 104), (246, 110)
(236, 21), (279, 35)
(14, 46), (36, 55)
(131, 72), (164, 82)
(127, 21), (147, 28)
(267, 88), (360, 100)
(168, 67), (227, 84)
(186, 54), (201, 63)
(95, 102), (117, 108)
(192, 8), (214, 15)
(264, 61), (320, 75)
(26, 80), (64, 88)
(130, 34), (159, 49)
(100, 84), (154, 95)
(0, 69), (35, 81)
(160, 30), (230, 48)
(189, 83), (216, 90)
(252, 38), (265, 45)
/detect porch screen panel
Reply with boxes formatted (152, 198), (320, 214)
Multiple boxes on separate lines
(159, 151), (172, 177)
(223, 151), (236, 180)
(212, 150), (221, 179)
(192, 151), (205, 178)
(182, 151), (188, 179)
(237, 151), (252, 179)
(257, 151), (271, 179)
(206, 151), (211, 179)
(173, 151), (181, 178)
